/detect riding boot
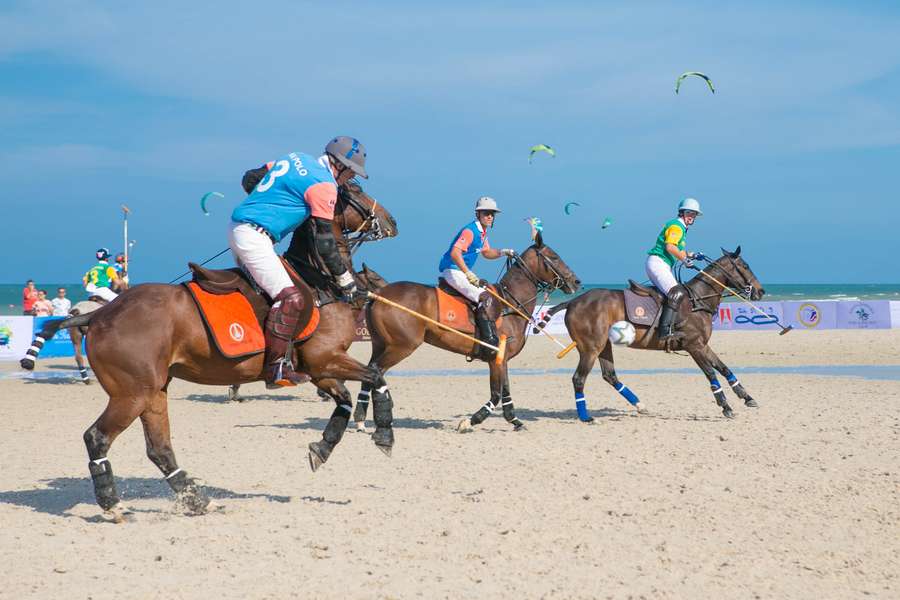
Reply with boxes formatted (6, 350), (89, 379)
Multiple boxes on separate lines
(474, 292), (500, 362)
(264, 286), (310, 389)
(658, 285), (687, 342)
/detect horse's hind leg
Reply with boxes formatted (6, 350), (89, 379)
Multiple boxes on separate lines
(71, 328), (90, 384)
(308, 379), (353, 472)
(598, 342), (645, 414)
(572, 345), (599, 422)
(84, 398), (146, 515)
(140, 387), (209, 514)
(704, 346), (757, 408)
(687, 347), (735, 418)
(19, 319), (63, 370)
(498, 363), (525, 431)
(352, 380), (373, 432)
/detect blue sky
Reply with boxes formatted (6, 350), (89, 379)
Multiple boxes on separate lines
(2, 0), (899, 285)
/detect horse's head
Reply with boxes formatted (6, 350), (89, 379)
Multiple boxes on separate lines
(517, 232), (582, 294)
(336, 180), (398, 242)
(709, 246), (765, 301)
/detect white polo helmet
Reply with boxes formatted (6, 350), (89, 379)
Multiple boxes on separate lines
(475, 196), (501, 213)
(678, 197), (703, 215)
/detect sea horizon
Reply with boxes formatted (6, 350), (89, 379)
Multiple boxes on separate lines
(3, 282), (899, 316)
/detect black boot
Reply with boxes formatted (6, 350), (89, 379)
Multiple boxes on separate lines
(264, 286), (310, 388)
(474, 293), (499, 361)
(658, 285), (686, 341)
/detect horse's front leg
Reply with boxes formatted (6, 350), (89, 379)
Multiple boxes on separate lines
(308, 378), (354, 472)
(498, 362), (525, 431)
(687, 347), (735, 418)
(457, 361), (504, 432)
(704, 346), (757, 408)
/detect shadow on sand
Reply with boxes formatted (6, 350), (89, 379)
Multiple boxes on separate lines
(0, 477), (290, 519)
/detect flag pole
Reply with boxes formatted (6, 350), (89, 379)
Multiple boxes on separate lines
(121, 205), (131, 284)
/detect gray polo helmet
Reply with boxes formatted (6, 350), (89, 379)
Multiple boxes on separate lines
(474, 196), (501, 213)
(325, 136), (368, 179)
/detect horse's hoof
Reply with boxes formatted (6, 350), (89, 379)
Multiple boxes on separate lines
(175, 485), (210, 515)
(744, 398), (758, 408)
(103, 504), (134, 524)
(579, 416), (595, 423)
(635, 403), (649, 415)
(376, 444), (392, 458)
(723, 408), (735, 419)
(456, 418), (473, 433)
(513, 422), (527, 432)
(83, 379), (91, 385)
(308, 450), (324, 472)
(354, 421), (368, 433)
(19, 358), (34, 371)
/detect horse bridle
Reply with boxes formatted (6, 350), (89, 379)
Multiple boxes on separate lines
(336, 186), (388, 254)
(498, 247), (569, 316)
(685, 255), (754, 313)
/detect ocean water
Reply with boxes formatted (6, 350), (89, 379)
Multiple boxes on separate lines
(2, 282), (899, 315)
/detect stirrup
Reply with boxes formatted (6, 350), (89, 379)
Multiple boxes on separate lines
(266, 359), (310, 389)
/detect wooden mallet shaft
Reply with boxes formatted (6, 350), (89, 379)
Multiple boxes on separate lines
(483, 287), (569, 350)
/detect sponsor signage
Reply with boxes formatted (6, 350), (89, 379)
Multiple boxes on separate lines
(713, 302), (784, 331)
(836, 300), (892, 329)
(781, 301), (838, 330)
(0, 316), (35, 362)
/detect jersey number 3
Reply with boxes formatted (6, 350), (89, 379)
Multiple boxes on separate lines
(255, 160), (290, 193)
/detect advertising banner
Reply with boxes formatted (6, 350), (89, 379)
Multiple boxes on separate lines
(781, 301), (839, 330)
(836, 300), (893, 329)
(0, 316), (34, 362)
(892, 301), (900, 329)
(713, 302), (784, 331)
(33, 317), (81, 358)
(530, 306), (569, 335)
(353, 309), (371, 342)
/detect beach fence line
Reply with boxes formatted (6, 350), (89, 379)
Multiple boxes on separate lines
(1, 300), (898, 362)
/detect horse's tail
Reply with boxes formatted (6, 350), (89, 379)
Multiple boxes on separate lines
(531, 300), (570, 335)
(20, 312), (93, 370)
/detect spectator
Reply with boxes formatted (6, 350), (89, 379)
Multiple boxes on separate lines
(51, 287), (72, 316)
(32, 290), (54, 317)
(22, 280), (39, 315)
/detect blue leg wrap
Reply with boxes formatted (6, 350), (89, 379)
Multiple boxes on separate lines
(575, 392), (591, 421)
(726, 373), (738, 384)
(710, 379), (723, 393)
(615, 383), (639, 406)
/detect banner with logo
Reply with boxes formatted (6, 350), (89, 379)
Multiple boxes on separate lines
(0, 316), (34, 362)
(713, 302), (784, 331)
(781, 301), (839, 330)
(836, 300), (893, 329)
(891, 301), (900, 329)
(352, 310), (371, 341)
(32, 317), (83, 358)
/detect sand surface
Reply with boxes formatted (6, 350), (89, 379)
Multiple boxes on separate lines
(1, 330), (898, 599)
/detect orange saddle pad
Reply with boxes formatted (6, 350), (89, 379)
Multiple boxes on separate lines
(435, 288), (502, 334)
(186, 282), (319, 358)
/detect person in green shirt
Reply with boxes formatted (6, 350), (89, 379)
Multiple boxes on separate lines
(83, 247), (120, 303)
(645, 198), (707, 341)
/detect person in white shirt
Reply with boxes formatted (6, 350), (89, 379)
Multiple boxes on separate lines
(51, 287), (72, 317)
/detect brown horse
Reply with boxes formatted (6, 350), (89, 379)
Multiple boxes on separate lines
(63, 184), (399, 518)
(354, 233), (580, 447)
(543, 247), (764, 421)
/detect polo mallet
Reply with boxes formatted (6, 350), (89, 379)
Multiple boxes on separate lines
(556, 340), (578, 359)
(482, 287), (570, 352)
(367, 292), (507, 364)
(697, 269), (793, 335)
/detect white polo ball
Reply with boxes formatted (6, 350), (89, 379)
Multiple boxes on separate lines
(608, 321), (636, 346)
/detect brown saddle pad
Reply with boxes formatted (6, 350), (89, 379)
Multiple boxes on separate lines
(623, 288), (661, 327)
(187, 257), (316, 331)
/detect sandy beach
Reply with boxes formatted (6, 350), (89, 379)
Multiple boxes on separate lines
(1, 329), (897, 599)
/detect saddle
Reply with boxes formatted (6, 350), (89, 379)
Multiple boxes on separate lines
(184, 258), (319, 358)
(623, 279), (662, 327)
(434, 279), (503, 335)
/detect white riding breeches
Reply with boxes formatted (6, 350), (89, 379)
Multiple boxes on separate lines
(84, 283), (118, 303)
(228, 222), (293, 299)
(645, 255), (678, 295)
(440, 268), (484, 303)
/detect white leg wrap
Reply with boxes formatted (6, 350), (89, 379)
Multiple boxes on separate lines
(165, 468), (183, 480)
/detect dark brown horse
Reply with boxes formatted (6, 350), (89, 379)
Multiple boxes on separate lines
(63, 184), (398, 519)
(544, 247), (764, 421)
(354, 233), (580, 446)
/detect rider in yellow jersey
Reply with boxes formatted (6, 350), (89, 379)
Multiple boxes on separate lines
(645, 198), (707, 341)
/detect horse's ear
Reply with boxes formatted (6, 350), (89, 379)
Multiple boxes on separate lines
(721, 246), (732, 258)
(734, 245), (741, 257)
(534, 231), (544, 248)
